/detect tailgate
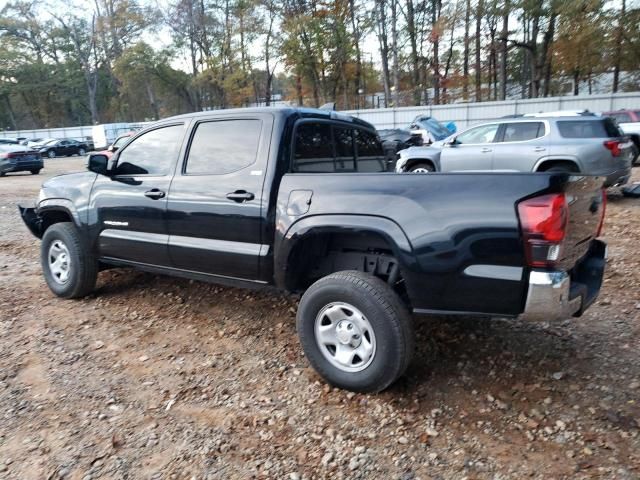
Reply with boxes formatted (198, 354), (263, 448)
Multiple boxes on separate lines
(558, 175), (605, 270)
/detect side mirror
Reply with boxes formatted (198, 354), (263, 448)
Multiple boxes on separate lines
(107, 145), (114, 152)
(87, 153), (110, 176)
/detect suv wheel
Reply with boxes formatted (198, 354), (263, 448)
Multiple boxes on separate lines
(30, 169), (41, 175)
(409, 163), (434, 173)
(78, 148), (86, 156)
(47, 150), (56, 158)
(297, 270), (414, 392)
(41, 222), (98, 299)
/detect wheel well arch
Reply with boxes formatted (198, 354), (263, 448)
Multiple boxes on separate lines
(282, 229), (409, 302)
(535, 159), (580, 172)
(40, 208), (74, 233)
(403, 157), (436, 171)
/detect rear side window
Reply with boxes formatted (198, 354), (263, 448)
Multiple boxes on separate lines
(293, 123), (334, 173)
(186, 119), (261, 175)
(292, 122), (386, 173)
(355, 130), (386, 172)
(500, 122), (545, 142)
(115, 124), (184, 176)
(557, 119), (622, 138)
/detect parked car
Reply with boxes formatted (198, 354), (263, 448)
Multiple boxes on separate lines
(0, 138), (20, 145)
(408, 115), (453, 144)
(396, 116), (633, 187)
(36, 139), (89, 158)
(378, 128), (423, 170)
(19, 107), (607, 393)
(0, 144), (43, 176)
(602, 109), (640, 164)
(98, 132), (134, 158)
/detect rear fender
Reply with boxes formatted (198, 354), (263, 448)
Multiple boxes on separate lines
(274, 214), (414, 290)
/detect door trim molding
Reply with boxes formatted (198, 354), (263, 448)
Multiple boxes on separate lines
(169, 234), (269, 257)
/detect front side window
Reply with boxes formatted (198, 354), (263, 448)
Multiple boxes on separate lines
(185, 119), (262, 175)
(293, 123), (334, 172)
(500, 122), (545, 142)
(115, 124), (184, 176)
(456, 124), (500, 144)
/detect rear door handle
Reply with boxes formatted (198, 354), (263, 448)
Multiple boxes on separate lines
(144, 189), (165, 200)
(226, 190), (255, 202)
(481, 147), (492, 153)
(534, 147), (546, 152)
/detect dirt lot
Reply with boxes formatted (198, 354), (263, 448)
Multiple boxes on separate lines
(0, 159), (639, 480)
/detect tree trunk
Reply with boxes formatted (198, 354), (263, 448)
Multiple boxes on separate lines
(432, 0), (441, 105)
(376, 0), (392, 107)
(296, 71), (304, 106)
(349, 0), (363, 107)
(391, 0), (399, 106)
(499, 0), (508, 100)
(475, 0), (483, 101)
(463, 0), (470, 101)
(613, 0), (625, 93)
(406, 0), (420, 105)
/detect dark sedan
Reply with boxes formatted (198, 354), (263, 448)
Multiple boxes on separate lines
(37, 139), (89, 158)
(0, 144), (43, 176)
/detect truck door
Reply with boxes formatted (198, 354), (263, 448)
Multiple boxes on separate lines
(491, 121), (548, 171)
(89, 123), (187, 266)
(439, 123), (500, 171)
(166, 113), (273, 280)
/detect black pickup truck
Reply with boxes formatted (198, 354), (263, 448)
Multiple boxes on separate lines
(20, 107), (607, 392)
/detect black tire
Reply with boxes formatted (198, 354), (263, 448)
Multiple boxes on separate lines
(78, 148), (86, 156)
(31, 169), (41, 175)
(409, 162), (435, 173)
(0, 172), (5, 177)
(297, 270), (414, 393)
(41, 222), (98, 299)
(47, 150), (56, 158)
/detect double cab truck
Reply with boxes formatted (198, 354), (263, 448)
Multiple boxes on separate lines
(20, 107), (607, 392)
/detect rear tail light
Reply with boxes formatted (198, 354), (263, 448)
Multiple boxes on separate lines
(517, 193), (569, 268)
(0, 152), (14, 159)
(596, 188), (606, 237)
(603, 140), (622, 157)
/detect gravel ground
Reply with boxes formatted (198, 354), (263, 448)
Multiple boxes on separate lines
(0, 159), (639, 480)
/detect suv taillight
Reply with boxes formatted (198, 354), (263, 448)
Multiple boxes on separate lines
(517, 193), (569, 268)
(603, 140), (622, 157)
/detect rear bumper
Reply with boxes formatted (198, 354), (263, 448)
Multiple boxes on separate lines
(0, 158), (43, 173)
(520, 239), (606, 321)
(604, 167), (631, 187)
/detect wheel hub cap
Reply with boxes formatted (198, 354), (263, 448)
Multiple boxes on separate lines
(314, 302), (376, 372)
(48, 240), (71, 284)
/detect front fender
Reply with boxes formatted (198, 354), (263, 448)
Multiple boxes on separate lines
(274, 214), (415, 290)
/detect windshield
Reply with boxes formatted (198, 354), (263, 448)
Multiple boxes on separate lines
(415, 117), (451, 139)
(42, 139), (57, 145)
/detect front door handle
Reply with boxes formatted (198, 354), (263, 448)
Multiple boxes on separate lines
(481, 147), (492, 153)
(534, 147), (546, 152)
(144, 189), (165, 200)
(226, 190), (255, 202)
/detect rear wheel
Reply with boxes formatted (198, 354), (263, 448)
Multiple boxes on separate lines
(47, 150), (56, 158)
(78, 148), (86, 156)
(409, 162), (435, 173)
(41, 222), (98, 299)
(297, 270), (414, 393)
(31, 169), (41, 175)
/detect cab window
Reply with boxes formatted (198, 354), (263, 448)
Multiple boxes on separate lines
(114, 124), (184, 176)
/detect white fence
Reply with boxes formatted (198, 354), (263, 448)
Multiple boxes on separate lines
(2, 92), (640, 141)
(342, 92), (640, 129)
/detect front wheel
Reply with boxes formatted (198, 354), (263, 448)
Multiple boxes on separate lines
(41, 222), (98, 299)
(47, 150), (56, 158)
(297, 271), (414, 393)
(78, 148), (86, 156)
(31, 169), (41, 175)
(409, 162), (435, 173)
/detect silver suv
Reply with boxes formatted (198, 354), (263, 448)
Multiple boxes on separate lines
(395, 116), (633, 187)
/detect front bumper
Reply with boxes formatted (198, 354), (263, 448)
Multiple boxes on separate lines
(18, 205), (43, 238)
(520, 239), (606, 321)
